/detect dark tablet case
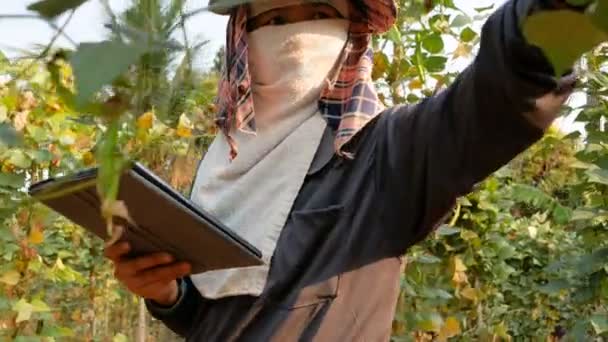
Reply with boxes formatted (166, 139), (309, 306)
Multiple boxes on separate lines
(28, 163), (263, 274)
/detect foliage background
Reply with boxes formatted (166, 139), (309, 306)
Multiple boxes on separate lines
(0, 0), (607, 341)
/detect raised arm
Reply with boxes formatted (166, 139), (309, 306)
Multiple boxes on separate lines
(375, 0), (580, 255)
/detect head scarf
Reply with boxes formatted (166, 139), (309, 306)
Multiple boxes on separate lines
(214, 0), (397, 160)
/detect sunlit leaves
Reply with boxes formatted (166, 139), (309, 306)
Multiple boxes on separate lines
(422, 33), (444, 54)
(12, 298), (50, 323)
(523, 9), (607, 76)
(176, 113), (193, 138)
(586, 168), (608, 185)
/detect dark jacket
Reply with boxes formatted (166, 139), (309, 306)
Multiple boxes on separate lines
(146, 1), (575, 340)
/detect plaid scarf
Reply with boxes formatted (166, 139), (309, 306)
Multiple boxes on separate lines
(215, 0), (397, 160)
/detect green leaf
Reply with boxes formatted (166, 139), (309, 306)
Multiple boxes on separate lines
(436, 225), (460, 236)
(416, 312), (444, 332)
(474, 4), (495, 12)
(591, 314), (608, 334)
(26, 126), (48, 143)
(96, 119), (127, 203)
(416, 254), (442, 264)
(538, 279), (571, 294)
(0, 173), (25, 189)
(523, 10), (607, 76)
(422, 34), (444, 54)
(386, 26), (402, 45)
(0, 123), (23, 147)
(29, 150), (53, 163)
(552, 204), (572, 224)
(590, 0), (608, 33)
(70, 40), (150, 106)
(567, 320), (589, 341)
(586, 168), (608, 185)
(575, 248), (608, 275)
(41, 326), (75, 337)
(460, 27), (477, 43)
(424, 56), (447, 73)
(451, 14), (471, 27)
(571, 209), (598, 221)
(420, 288), (453, 299)
(28, 0), (89, 18)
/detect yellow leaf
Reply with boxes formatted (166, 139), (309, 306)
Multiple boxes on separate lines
(0, 270), (21, 286)
(438, 316), (461, 341)
(30, 299), (50, 312)
(408, 79), (423, 90)
(452, 256), (467, 272)
(28, 228), (44, 244)
(453, 43), (472, 59)
(137, 111), (155, 130)
(176, 114), (193, 138)
(372, 51), (389, 80)
(82, 151), (95, 166)
(452, 271), (468, 285)
(460, 287), (478, 301)
(494, 321), (510, 339)
(12, 299), (33, 323)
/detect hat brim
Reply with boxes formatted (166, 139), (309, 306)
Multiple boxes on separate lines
(208, 0), (250, 15)
(207, 0), (340, 16)
(207, 0), (397, 35)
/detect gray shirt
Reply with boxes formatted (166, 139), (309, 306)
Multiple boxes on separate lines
(146, 0), (576, 340)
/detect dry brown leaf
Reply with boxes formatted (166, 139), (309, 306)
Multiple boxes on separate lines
(13, 111), (29, 132)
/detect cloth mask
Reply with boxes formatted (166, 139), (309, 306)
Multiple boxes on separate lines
(246, 18), (349, 131)
(190, 19), (349, 299)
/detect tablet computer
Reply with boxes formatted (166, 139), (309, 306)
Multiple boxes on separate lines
(28, 162), (263, 274)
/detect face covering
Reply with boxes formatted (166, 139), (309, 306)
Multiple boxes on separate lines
(245, 18), (349, 130)
(190, 18), (349, 299)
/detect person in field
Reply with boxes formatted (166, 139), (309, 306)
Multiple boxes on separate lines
(104, 0), (592, 340)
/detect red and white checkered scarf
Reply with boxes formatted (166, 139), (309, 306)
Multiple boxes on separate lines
(214, 0), (397, 160)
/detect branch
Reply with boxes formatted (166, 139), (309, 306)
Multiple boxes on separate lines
(46, 17), (78, 47)
(0, 14), (41, 19)
(100, 0), (122, 41)
(41, 9), (77, 55)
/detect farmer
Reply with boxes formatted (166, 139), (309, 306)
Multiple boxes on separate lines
(104, 0), (594, 340)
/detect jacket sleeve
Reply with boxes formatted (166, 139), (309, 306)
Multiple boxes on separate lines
(375, 0), (577, 255)
(145, 277), (206, 338)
